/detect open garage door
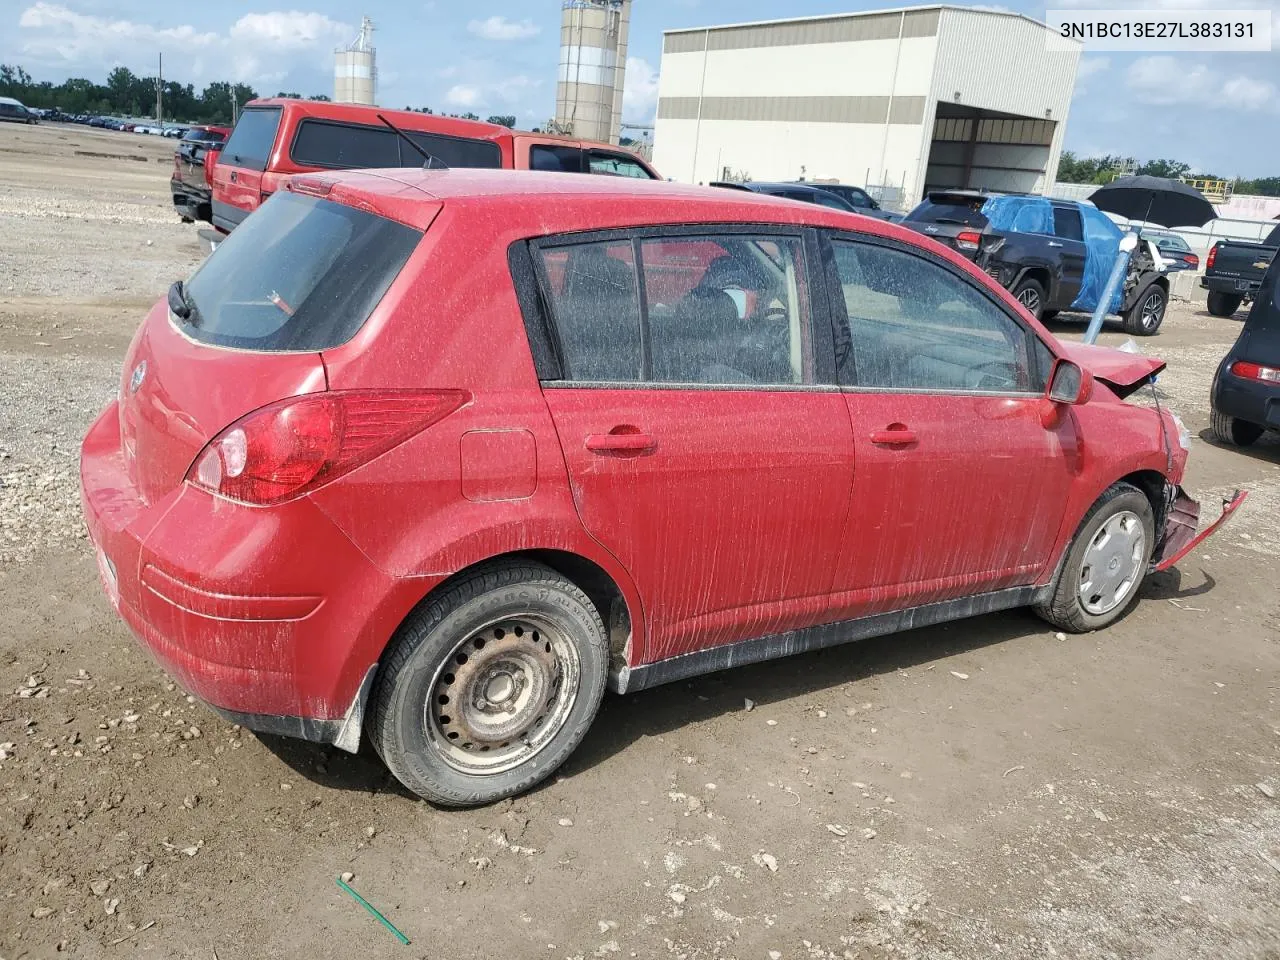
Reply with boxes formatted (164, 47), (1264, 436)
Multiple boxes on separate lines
(924, 105), (1055, 196)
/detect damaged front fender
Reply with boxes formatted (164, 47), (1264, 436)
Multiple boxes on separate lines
(1151, 486), (1248, 573)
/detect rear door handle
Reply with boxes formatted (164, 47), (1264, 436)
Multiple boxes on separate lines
(586, 433), (656, 455)
(870, 426), (917, 446)
(1047, 241), (1063, 248)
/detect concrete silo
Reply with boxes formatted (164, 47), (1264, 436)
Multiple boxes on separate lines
(335, 16), (377, 105)
(555, 0), (630, 145)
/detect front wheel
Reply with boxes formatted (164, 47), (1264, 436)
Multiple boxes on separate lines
(1123, 285), (1166, 336)
(1034, 483), (1154, 633)
(369, 562), (609, 807)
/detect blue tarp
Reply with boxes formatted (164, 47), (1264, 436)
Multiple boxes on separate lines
(980, 197), (1125, 314)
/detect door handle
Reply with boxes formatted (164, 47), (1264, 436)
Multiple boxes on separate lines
(229, 171), (238, 183)
(870, 425), (917, 446)
(1047, 241), (1063, 248)
(586, 432), (656, 455)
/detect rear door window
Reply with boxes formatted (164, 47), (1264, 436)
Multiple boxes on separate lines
(220, 107), (282, 172)
(180, 192), (421, 351)
(1052, 207), (1084, 242)
(403, 131), (501, 168)
(531, 145), (584, 173)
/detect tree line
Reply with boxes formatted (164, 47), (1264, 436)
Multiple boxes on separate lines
(1, 64), (522, 129)
(1058, 151), (1280, 198)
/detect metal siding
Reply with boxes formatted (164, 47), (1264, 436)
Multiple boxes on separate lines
(677, 9), (928, 52)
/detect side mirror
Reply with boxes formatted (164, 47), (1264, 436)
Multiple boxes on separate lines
(1047, 358), (1093, 405)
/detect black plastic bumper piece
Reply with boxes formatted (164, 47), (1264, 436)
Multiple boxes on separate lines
(210, 706), (343, 746)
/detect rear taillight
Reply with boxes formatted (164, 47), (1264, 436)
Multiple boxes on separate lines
(1230, 361), (1280, 384)
(1184, 254), (1199, 267)
(186, 390), (466, 505)
(956, 230), (981, 251)
(1206, 245), (1218, 270)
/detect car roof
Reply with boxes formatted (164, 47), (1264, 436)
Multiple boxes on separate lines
(0, 96), (27, 107)
(291, 168), (934, 243)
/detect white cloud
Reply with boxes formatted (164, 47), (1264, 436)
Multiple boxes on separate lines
(466, 16), (540, 41)
(445, 84), (481, 108)
(13, 4), (349, 87)
(1077, 55), (1110, 79)
(1126, 56), (1278, 112)
(623, 56), (659, 121)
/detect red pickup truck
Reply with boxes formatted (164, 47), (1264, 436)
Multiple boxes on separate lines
(211, 98), (660, 235)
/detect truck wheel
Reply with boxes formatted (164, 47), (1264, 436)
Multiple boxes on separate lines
(1210, 407), (1264, 447)
(369, 561), (609, 807)
(1206, 292), (1243, 317)
(1034, 483), (1154, 633)
(1011, 277), (1046, 320)
(1123, 285), (1165, 336)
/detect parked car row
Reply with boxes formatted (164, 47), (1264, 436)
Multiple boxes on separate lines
(710, 180), (902, 222)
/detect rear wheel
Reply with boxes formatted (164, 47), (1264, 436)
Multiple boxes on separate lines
(1123, 284), (1166, 336)
(1210, 406), (1264, 447)
(1206, 291), (1243, 317)
(1011, 277), (1046, 320)
(369, 562), (608, 807)
(1034, 483), (1154, 633)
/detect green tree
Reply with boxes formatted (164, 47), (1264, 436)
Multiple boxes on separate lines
(308, 94), (331, 101)
(486, 114), (516, 128)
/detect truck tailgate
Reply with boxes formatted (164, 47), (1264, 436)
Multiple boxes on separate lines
(1211, 242), (1275, 283)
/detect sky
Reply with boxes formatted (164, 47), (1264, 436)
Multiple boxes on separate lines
(2, 0), (1278, 177)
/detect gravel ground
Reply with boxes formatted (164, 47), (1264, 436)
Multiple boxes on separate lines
(0, 124), (1277, 960)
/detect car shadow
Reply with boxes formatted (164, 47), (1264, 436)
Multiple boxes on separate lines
(253, 731), (421, 801)
(563, 606), (1052, 778)
(1141, 566), (1216, 601)
(1196, 427), (1280, 465)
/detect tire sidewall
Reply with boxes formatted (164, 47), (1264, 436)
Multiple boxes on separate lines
(1059, 489), (1155, 630)
(1012, 278), (1046, 320)
(382, 576), (608, 806)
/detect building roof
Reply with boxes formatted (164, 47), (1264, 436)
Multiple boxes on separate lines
(664, 4), (1059, 37)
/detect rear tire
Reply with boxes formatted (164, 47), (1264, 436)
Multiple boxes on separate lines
(1206, 292), (1243, 317)
(1011, 277), (1046, 320)
(369, 562), (609, 807)
(1123, 284), (1166, 336)
(1210, 406), (1264, 447)
(1034, 483), (1154, 633)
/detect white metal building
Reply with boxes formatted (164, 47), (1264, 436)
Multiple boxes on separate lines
(653, 6), (1081, 208)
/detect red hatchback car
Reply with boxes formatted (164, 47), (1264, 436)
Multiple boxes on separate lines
(80, 170), (1242, 806)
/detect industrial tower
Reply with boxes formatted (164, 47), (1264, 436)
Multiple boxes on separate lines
(554, 0), (631, 145)
(335, 16), (377, 105)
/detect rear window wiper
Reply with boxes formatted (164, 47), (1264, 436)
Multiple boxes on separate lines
(167, 280), (201, 327)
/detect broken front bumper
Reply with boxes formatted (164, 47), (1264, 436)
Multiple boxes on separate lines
(1151, 486), (1248, 572)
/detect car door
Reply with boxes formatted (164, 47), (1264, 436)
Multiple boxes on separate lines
(532, 229), (855, 663)
(822, 233), (1074, 616)
(210, 106), (282, 232)
(1050, 204), (1087, 310)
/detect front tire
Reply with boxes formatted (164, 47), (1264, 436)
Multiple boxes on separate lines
(1123, 284), (1166, 336)
(369, 562), (609, 807)
(1206, 291), (1243, 317)
(1210, 406), (1264, 447)
(1035, 483), (1154, 633)
(1011, 277), (1046, 320)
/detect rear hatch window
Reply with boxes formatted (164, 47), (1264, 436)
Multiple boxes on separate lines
(180, 191), (421, 351)
(220, 107), (282, 172)
(905, 195), (990, 228)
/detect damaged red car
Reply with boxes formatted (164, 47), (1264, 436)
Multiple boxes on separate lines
(79, 170), (1244, 806)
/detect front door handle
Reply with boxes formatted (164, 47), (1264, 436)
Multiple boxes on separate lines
(870, 425), (917, 446)
(229, 170), (238, 183)
(586, 432), (656, 455)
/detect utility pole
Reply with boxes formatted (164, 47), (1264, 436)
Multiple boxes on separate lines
(155, 52), (163, 129)
(231, 85), (238, 125)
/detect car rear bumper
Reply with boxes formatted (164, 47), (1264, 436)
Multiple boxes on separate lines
(1201, 275), (1261, 295)
(211, 198), (248, 234)
(1214, 365), (1280, 428)
(79, 401), (435, 750)
(170, 178), (211, 219)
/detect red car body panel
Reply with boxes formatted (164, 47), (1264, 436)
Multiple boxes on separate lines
(81, 169), (1218, 745)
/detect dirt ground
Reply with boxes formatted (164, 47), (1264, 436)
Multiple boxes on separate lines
(0, 123), (1277, 960)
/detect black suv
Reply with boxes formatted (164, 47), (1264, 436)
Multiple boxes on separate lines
(1211, 257), (1280, 447)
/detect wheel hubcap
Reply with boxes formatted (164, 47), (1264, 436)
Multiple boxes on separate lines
(1141, 293), (1162, 328)
(1018, 289), (1040, 313)
(426, 617), (580, 775)
(1079, 511), (1146, 615)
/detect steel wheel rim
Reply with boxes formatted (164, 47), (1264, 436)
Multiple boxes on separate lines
(425, 615), (581, 776)
(1140, 292), (1163, 329)
(1017, 288), (1041, 314)
(1079, 510), (1146, 615)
